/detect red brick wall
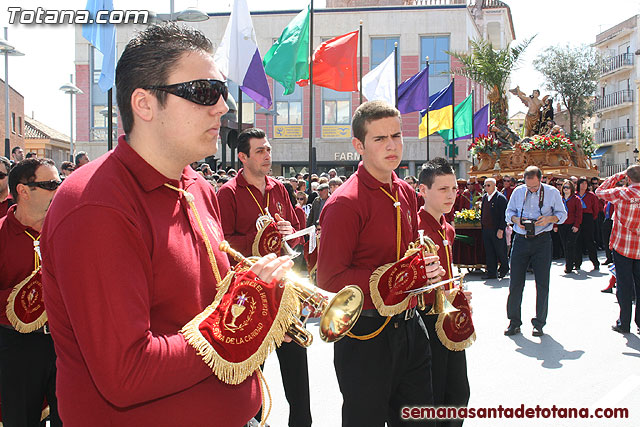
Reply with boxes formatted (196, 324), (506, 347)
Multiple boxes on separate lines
(0, 79), (25, 157)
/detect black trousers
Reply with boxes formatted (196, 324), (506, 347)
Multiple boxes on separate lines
(0, 327), (61, 427)
(613, 250), (640, 331)
(256, 341), (312, 427)
(594, 211), (604, 249)
(334, 314), (434, 427)
(482, 228), (509, 276)
(507, 233), (552, 329)
(558, 224), (579, 271)
(575, 213), (599, 269)
(420, 314), (469, 427)
(602, 218), (613, 261)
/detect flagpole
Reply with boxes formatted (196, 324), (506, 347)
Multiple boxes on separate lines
(451, 76), (455, 168)
(359, 20), (363, 105)
(426, 56), (430, 161)
(394, 42), (398, 108)
(471, 89), (475, 168)
(308, 0), (314, 182)
(107, 89), (113, 150)
(236, 87), (242, 171)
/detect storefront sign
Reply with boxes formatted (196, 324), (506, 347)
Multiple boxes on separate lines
(274, 125), (303, 138)
(333, 152), (360, 161)
(321, 125), (351, 138)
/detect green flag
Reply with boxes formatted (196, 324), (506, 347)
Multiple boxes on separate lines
(438, 94), (473, 143)
(262, 5), (310, 95)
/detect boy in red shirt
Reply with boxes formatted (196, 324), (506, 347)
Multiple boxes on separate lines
(417, 158), (472, 426)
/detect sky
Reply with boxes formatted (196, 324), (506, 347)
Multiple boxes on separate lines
(0, 0), (639, 136)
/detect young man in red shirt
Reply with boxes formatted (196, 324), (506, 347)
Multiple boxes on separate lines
(596, 165), (640, 334)
(417, 158), (471, 427)
(318, 100), (444, 426)
(40, 23), (292, 426)
(0, 158), (62, 426)
(217, 128), (311, 427)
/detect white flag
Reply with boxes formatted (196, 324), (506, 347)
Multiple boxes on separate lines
(214, 0), (272, 108)
(361, 51), (396, 106)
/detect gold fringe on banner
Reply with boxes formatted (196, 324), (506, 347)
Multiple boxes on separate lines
(252, 222), (282, 257)
(435, 289), (476, 351)
(181, 272), (300, 385)
(6, 269), (48, 333)
(369, 247), (422, 317)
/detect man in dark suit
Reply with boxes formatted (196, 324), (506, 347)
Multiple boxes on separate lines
(481, 177), (509, 279)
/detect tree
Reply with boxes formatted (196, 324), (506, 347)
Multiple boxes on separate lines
(448, 37), (533, 126)
(533, 44), (600, 137)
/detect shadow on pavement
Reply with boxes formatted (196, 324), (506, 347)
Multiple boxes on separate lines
(623, 334), (640, 358)
(510, 334), (585, 369)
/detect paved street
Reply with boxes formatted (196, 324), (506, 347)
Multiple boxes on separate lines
(263, 252), (640, 426)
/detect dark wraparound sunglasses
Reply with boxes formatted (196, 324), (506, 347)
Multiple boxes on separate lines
(0, 172), (7, 179)
(25, 180), (62, 191)
(144, 79), (228, 106)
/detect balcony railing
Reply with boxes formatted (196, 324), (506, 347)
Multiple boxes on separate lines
(594, 90), (633, 111)
(599, 163), (629, 178)
(90, 127), (118, 142)
(600, 53), (634, 75)
(595, 126), (634, 144)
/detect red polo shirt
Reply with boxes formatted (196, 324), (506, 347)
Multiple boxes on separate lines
(0, 205), (40, 326)
(0, 195), (13, 218)
(417, 207), (456, 283)
(217, 169), (302, 258)
(40, 136), (259, 426)
(317, 162), (418, 310)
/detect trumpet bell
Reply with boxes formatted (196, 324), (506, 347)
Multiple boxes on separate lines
(319, 285), (364, 343)
(426, 288), (460, 316)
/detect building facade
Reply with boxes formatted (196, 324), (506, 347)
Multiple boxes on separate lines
(0, 78), (25, 159)
(73, 0), (515, 178)
(593, 15), (640, 175)
(24, 116), (71, 168)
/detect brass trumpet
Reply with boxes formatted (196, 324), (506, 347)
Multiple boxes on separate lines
(219, 241), (364, 347)
(411, 231), (462, 315)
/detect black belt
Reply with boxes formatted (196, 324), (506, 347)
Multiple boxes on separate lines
(360, 306), (418, 321)
(518, 231), (550, 239)
(0, 323), (50, 334)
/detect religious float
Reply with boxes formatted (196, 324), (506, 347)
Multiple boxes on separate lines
(453, 86), (599, 271)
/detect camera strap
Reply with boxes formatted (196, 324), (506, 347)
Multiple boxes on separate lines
(519, 184), (544, 219)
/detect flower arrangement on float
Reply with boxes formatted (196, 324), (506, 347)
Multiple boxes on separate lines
(454, 208), (482, 225)
(468, 134), (503, 156)
(517, 134), (576, 152)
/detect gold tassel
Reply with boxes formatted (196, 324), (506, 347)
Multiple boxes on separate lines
(181, 278), (301, 385)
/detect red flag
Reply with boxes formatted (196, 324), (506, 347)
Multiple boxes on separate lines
(297, 30), (358, 91)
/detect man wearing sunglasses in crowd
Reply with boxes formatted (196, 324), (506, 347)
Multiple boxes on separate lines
(0, 158), (63, 426)
(40, 23), (292, 426)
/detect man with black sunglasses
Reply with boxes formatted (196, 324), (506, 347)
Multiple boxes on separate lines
(40, 23), (292, 426)
(0, 158), (62, 426)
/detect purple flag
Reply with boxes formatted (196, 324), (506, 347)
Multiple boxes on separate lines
(473, 103), (490, 139)
(397, 65), (429, 114)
